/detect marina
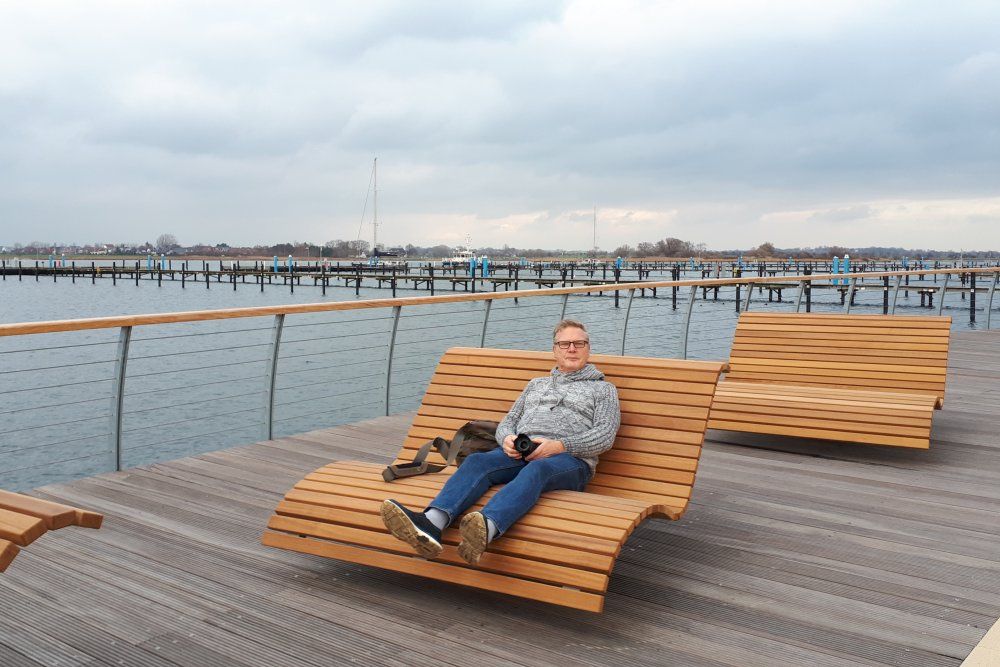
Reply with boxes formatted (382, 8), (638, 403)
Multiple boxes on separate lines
(3, 257), (997, 304)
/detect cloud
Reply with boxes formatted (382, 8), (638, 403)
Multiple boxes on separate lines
(1, 0), (999, 250)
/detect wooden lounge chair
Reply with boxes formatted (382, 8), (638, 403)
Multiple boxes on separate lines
(0, 489), (103, 572)
(263, 347), (725, 612)
(708, 312), (952, 449)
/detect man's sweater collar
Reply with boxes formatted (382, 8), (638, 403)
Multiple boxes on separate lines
(550, 363), (605, 383)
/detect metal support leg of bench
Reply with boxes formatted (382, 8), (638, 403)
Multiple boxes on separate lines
(480, 299), (492, 347)
(794, 280), (805, 313)
(890, 275), (903, 315)
(264, 314), (285, 440)
(620, 288), (635, 355)
(986, 271), (999, 329)
(743, 282), (752, 312)
(560, 292), (569, 321)
(681, 285), (697, 359)
(936, 273), (950, 316)
(385, 305), (402, 416)
(843, 277), (858, 314)
(109, 326), (132, 472)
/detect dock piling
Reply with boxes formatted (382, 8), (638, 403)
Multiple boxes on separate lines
(970, 272), (976, 322)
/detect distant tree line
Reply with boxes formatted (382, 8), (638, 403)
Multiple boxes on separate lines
(4, 234), (999, 260)
(612, 237), (1000, 260)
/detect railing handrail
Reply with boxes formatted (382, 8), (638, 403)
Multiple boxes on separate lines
(1, 267), (992, 338)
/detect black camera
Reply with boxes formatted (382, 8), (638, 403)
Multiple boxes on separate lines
(513, 433), (538, 458)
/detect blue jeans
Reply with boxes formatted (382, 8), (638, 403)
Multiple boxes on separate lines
(426, 446), (591, 537)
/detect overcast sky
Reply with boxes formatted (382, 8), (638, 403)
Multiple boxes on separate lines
(2, 1), (999, 251)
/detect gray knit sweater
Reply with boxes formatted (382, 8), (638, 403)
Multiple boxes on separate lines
(494, 363), (621, 475)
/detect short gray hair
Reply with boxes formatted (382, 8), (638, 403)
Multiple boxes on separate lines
(553, 319), (589, 341)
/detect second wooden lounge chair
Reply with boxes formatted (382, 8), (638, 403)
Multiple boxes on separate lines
(0, 489), (104, 573)
(264, 347), (725, 612)
(708, 312), (952, 449)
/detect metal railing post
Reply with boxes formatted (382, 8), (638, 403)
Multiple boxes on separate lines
(109, 326), (132, 472)
(263, 314), (285, 440)
(560, 292), (569, 321)
(794, 280), (805, 313)
(480, 299), (492, 347)
(384, 305), (402, 416)
(843, 277), (858, 314)
(986, 271), (998, 329)
(620, 288), (635, 355)
(681, 285), (697, 359)
(936, 273), (950, 316)
(890, 275), (903, 314)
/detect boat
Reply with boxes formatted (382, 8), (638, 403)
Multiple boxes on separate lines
(442, 235), (477, 268)
(350, 158), (407, 269)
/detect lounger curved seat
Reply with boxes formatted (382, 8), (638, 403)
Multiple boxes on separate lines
(0, 489), (103, 573)
(263, 347), (725, 612)
(708, 313), (951, 449)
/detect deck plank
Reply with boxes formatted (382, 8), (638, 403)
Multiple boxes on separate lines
(1, 333), (999, 666)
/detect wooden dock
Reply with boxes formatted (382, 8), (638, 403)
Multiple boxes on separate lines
(1, 331), (998, 665)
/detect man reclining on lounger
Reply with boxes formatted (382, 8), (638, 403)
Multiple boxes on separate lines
(381, 319), (621, 566)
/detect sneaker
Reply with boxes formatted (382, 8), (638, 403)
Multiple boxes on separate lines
(380, 499), (443, 559)
(458, 511), (489, 566)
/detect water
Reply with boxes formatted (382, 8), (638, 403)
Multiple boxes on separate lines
(0, 271), (991, 491)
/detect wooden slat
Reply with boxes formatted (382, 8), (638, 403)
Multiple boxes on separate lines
(708, 409), (930, 438)
(0, 539), (18, 573)
(733, 336), (950, 353)
(275, 497), (617, 572)
(266, 515), (611, 593)
(731, 357), (947, 376)
(707, 418), (930, 448)
(0, 490), (79, 530)
(732, 344), (950, 361)
(262, 531), (606, 612)
(737, 312), (954, 324)
(410, 412), (709, 437)
(422, 381), (715, 408)
(710, 401), (932, 427)
(308, 467), (637, 528)
(291, 480), (626, 550)
(301, 475), (629, 541)
(0, 508), (47, 547)
(715, 381), (940, 406)
(722, 372), (945, 394)
(325, 462), (651, 517)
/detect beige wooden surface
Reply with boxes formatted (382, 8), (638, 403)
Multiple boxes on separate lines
(962, 615), (1000, 666)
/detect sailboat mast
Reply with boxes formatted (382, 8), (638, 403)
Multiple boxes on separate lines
(372, 158), (378, 253)
(593, 204), (597, 251)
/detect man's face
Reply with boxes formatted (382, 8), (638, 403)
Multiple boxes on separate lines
(553, 327), (590, 373)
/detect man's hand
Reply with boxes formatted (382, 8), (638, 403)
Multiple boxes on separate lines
(501, 434), (521, 459)
(525, 438), (566, 461)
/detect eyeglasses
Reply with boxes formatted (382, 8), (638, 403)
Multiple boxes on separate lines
(554, 340), (590, 350)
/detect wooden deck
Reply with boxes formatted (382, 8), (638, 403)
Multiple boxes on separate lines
(2, 331), (998, 666)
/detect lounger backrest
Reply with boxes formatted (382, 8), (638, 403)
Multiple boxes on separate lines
(396, 347), (725, 519)
(726, 313), (951, 400)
